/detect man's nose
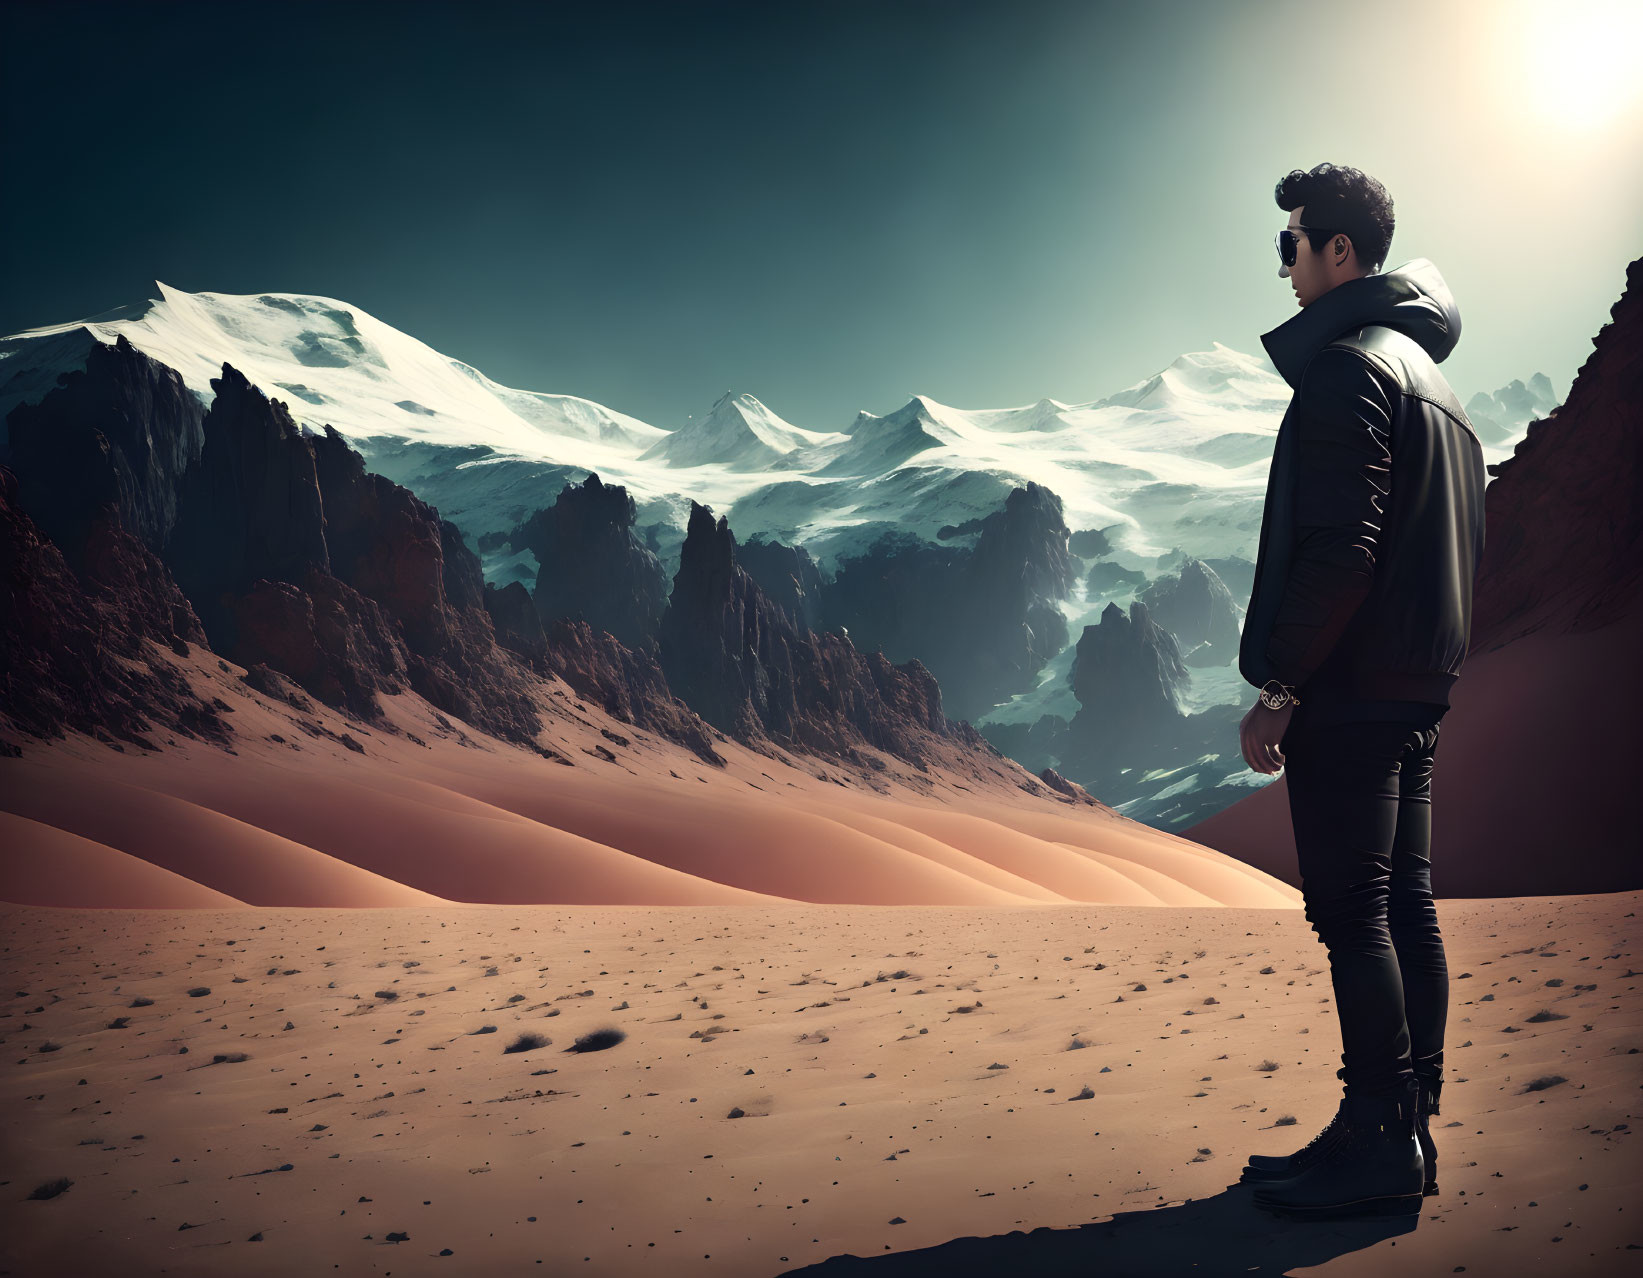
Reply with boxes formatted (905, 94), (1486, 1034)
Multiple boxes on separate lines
(1279, 262), (1291, 279)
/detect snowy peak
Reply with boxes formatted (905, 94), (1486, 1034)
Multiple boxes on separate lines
(639, 389), (841, 469)
(1464, 372), (1562, 445)
(0, 282), (669, 463)
(810, 395), (947, 477)
(74, 279), (169, 329)
(843, 392), (1075, 448)
(2, 281), (1534, 597)
(852, 394), (949, 433)
(1094, 342), (1290, 415)
(960, 394), (1076, 434)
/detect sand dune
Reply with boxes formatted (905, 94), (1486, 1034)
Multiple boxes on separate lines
(4, 737), (1291, 908)
(0, 752), (790, 907)
(778, 795), (1072, 902)
(0, 636), (1301, 909)
(0, 762), (450, 909)
(882, 802), (1295, 908)
(0, 812), (247, 910)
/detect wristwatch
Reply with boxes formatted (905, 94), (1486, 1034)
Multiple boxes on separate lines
(1259, 678), (1301, 710)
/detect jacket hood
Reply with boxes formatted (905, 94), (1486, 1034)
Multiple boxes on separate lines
(1260, 257), (1461, 389)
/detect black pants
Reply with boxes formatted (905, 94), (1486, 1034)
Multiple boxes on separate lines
(1280, 706), (1449, 1097)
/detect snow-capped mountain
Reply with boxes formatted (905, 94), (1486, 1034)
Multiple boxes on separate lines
(0, 279), (1555, 828)
(1093, 343), (1289, 415)
(1465, 372), (1560, 446)
(639, 390), (845, 469)
(0, 281), (670, 463)
(0, 281), (1536, 616)
(807, 395), (949, 477)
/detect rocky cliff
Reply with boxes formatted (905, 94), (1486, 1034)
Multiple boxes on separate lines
(658, 501), (996, 770)
(736, 535), (826, 634)
(819, 480), (1077, 721)
(510, 472), (669, 650)
(162, 365), (541, 742)
(1469, 254), (1643, 649)
(1, 338), (1050, 795)
(7, 332), (205, 563)
(1138, 556), (1242, 668)
(0, 464), (227, 752)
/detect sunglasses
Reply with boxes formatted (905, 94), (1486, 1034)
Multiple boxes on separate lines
(1276, 224), (1338, 268)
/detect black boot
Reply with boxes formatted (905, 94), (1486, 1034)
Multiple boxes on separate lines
(1242, 1065), (1352, 1181)
(1247, 1077), (1441, 1194)
(1414, 1075), (1442, 1196)
(1240, 1093), (1348, 1183)
(1251, 1083), (1424, 1220)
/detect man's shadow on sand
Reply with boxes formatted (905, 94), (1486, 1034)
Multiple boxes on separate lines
(779, 1180), (1422, 1278)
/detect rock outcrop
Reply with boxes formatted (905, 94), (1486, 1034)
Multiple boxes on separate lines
(537, 616), (725, 767)
(1069, 600), (1191, 730)
(0, 336), (228, 752)
(1068, 526), (1116, 559)
(1469, 255), (1642, 650)
(1037, 766), (1100, 806)
(1086, 559), (1150, 597)
(1138, 556), (1242, 667)
(7, 332), (206, 561)
(165, 366), (541, 742)
(510, 472), (668, 650)
(735, 535), (826, 633)
(0, 464), (227, 753)
(483, 580), (549, 666)
(820, 480), (1077, 721)
(658, 501), (993, 767)
(0, 336), (1043, 793)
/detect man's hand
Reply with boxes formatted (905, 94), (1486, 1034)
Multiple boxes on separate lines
(1240, 699), (1294, 775)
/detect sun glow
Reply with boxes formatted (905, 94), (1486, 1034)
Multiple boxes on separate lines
(1516, 0), (1643, 128)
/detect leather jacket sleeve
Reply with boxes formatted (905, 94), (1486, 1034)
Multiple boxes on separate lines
(1264, 345), (1394, 689)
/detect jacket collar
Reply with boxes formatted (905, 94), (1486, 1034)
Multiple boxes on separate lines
(1260, 257), (1462, 389)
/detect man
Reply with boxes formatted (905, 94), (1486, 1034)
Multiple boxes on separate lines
(1233, 162), (1488, 1220)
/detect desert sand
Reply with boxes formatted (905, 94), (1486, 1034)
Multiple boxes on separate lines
(2, 892), (1638, 1277)
(0, 637), (1298, 913)
(3, 642), (1640, 1276)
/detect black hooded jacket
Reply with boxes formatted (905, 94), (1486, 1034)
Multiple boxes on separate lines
(1238, 258), (1488, 723)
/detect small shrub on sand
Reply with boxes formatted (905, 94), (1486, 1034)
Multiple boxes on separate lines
(564, 1027), (626, 1054)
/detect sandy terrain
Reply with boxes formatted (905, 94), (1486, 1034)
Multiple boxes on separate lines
(3, 620), (1639, 1275)
(0, 636), (1298, 912)
(2, 892), (1638, 1277)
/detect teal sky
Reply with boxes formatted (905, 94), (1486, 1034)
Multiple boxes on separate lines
(3, 0), (1640, 429)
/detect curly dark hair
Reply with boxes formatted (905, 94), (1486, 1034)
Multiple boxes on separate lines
(1274, 163), (1395, 272)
